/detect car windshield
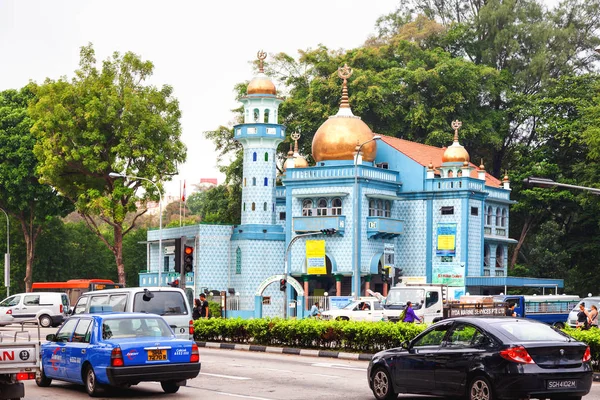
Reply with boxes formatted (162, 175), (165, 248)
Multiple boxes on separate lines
(102, 317), (174, 339)
(386, 289), (425, 306)
(343, 301), (361, 310)
(571, 300), (599, 313)
(496, 321), (571, 342)
(0, 296), (19, 307)
(133, 291), (188, 316)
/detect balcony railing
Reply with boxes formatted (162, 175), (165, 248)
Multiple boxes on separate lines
(366, 217), (404, 239)
(292, 215), (346, 234)
(286, 164), (399, 183)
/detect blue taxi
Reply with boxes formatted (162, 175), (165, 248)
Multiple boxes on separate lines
(36, 311), (201, 396)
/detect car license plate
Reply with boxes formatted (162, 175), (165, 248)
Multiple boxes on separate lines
(147, 349), (167, 361)
(547, 380), (577, 389)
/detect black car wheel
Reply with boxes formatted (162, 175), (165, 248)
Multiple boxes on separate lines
(468, 376), (493, 400)
(35, 364), (52, 387)
(85, 365), (101, 397)
(371, 367), (396, 400)
(161, 381), (180, 394)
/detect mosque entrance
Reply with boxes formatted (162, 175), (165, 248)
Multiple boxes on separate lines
(307, 256), (335, 296)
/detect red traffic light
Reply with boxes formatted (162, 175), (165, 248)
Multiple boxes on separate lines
(184, 246), (194, 255)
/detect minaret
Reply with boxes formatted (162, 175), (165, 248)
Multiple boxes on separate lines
(233, 50), (285, 225)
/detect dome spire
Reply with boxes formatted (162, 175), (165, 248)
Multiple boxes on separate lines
(442, 120), (470, 163)
(452, 120), (462, 142)
(338, 64), (353, 109)
(257, 50), (266, 73)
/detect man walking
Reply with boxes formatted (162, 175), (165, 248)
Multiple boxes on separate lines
(199, 293), (210, 319)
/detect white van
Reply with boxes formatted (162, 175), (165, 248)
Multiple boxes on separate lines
(567, 296), (600, 327)
(0, 292), (69, 327)
(71, 287), (193, 339)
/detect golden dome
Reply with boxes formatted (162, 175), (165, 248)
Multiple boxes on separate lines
(442, 120), (470, 163)
(311, 64), (377, 162)
(290, 132), (309, 168)
(247, 50), (276, 95)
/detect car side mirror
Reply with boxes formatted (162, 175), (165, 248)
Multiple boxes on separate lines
(401, 340), (410, 349)
(66, 309), (73, 315)
(45, 334), (56, 342)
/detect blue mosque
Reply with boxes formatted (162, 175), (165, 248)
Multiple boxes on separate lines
(139, 52), (563, 318)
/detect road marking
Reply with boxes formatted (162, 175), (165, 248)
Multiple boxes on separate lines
(262, 367), (292, 373)
(311, 362), (366, 371)
(200, 372), (251, 380)
(310, 373), (340, 378)
(216, 392), (274, 400)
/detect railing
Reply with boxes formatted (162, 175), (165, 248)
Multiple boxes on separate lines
(307, 296), (331, 311)
(276, 188), (286, 198)
(432, 178), (484, 191)
(487, 186), (511, 200)
(525, 301), (580, 314)
(287, 164), (398, 183)
(226, 295), (241, 311)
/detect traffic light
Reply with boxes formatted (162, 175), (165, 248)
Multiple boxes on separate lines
(168, 279), (180, 288)
(183, 245), (194, 273)
(320, 228), (337, 235)
(279, 279), (287, 291)
(174, 238), (182, 273)
(394, 267), (403, 280)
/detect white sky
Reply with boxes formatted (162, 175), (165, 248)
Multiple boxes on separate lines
(0, 0), (399, 197)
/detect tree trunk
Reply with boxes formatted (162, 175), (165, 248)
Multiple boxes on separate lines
(509, 215), (534, 270)
(112, 226), (126, 286)
(19, 218), (41, 293)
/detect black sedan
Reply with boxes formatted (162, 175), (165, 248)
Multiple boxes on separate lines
(367, 317), (592, 400)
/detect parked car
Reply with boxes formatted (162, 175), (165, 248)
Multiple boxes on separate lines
(0, 292), (69, 327)
(71, 287), (193, 339)
(367, 317), (592, 400)
(37, 312), (201, 396)
(567, 296), (600, 328)
(321, 297), (384, 322)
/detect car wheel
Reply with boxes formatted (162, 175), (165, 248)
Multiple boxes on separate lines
(35, 365), (52, 387)
(38, 314), (52, 328)
(371, 367), (396, 400)
(161, 381), (180, 394)
(468, 376), (493, 400)
(553, 322), (565, 329)
(85, 365), (101, 397)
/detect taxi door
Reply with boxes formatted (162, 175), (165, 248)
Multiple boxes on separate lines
(65, 318), (93, 381)
(43, 318), (78, 379)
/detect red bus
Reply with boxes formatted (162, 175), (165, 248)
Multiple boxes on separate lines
(32, 279), (124, 305)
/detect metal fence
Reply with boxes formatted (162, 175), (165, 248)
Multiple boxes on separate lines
(306, 296), (331, 311)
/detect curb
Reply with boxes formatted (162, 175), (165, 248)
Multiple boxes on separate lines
(196, 341), (373, 361)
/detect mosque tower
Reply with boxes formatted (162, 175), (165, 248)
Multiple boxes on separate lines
(233, 51), (285, 225)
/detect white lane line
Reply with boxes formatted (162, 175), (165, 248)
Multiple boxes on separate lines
(216, 392), (274, 400)
(199, 372), (251, 380)
(310, 373), (340, 378)
(311, 362), (366, 371)
(262, 367), (292, 373)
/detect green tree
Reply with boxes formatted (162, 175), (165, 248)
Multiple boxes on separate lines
(29, 44), (186, 286)
(0, 87), (73, 292)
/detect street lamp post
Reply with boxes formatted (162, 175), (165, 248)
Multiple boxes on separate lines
(353, 136), (381, 300)
(109, 172), (163, 286)
(524, 177), (600, 195)
(0, 208), (9, 296)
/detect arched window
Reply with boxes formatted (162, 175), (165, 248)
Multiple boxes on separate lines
(369, 200), (376, 216)
(384, 201), (391, 218)
(501, 209), (507, 227)
(235, 247), (242, 275)
(264, 177), (268, 186)
(243, 203), (246, 211)
(448, 170), (454, 178)
(457, 170), (463, 177)
(264, 152), (268, 162)
(253, 108), (259, 122)
(495, 207), (501, 226)
(252, 177), (256, 186)
(486, 206), (492, 225)
(252, 152), (257, 162)
(264, 109), (270, 123)
(317, 198), (328, 216)
(244, 178), (247, 187)
(376, 200), (383, 217)
(251, 202), (256, 211)
(302, 199), (313, 216)
(263, 202), (267, 211)
(331, 198), (342, 215)
(484, 244), (490, 267)
(496, 245), (504, 269)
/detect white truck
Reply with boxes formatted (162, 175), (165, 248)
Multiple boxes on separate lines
(0, 328), (40, 399)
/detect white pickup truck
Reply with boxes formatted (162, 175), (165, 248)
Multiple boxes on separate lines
(320, 298), (386, 322)
(0, 328), (40, 399)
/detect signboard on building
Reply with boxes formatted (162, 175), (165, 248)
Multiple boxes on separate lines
(436, 223), (457, 256)
(306, 240), (326, 275)
(432, 264), (465, 286)
(262, 296), (271, 305)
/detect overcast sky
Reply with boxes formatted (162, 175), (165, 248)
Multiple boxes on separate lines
(0, 0), (399, 196)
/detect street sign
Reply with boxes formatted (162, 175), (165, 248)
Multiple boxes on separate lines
(164, 246), (175, 255)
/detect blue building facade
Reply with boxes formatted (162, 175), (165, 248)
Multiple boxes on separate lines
(139, 55), (563, 318)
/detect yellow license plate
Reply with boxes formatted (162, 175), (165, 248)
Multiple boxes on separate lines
(147, 349), (167, 361)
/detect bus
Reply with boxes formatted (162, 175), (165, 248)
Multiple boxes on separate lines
(32, 279), (124, 305)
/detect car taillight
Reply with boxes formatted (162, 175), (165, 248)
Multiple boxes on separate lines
(583, 346), (591, 362)
(189, 319), (194, 335)
(16, 372), (36, 380)
(60, 304), (63, 313)
(111, 347), (124, 367)
(6, 310), (11, 315)
(500, 346), (534, 364)
(190, 343), (199, 363)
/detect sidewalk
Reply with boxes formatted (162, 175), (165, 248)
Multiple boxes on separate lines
(196, 341), (373, 361)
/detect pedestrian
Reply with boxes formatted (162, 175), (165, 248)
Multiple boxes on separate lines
(192, 298), (201, 320)
(199, 293), (210, 319)
(576, 303), (589, 330)
(309, 302), (321, 318)
(402, 301), (422, 323)
(505, 303), (516, 317)
(588, 304), (598, 328)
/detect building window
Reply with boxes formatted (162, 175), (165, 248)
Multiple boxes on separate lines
(279, 212), (286, 220)
(441, 206), (454, 215)
(264, 109), (270, 123)
(302, 199), (313, 216)
(495, 207), (501, 226)
(496, 245), (504, 269)
(501, 209), (507, 227)
(264, 152), (269, 162)
(376, 162), (389, 169)
(235, 247), (242, 275)
(244, 178), (247, 187)
(369, 200), (376, 216)
(448, 170), (454, 178)
(263, 202), (267, 211)
(457, 170), (463, 177)
(317, 198), (328, 216)
(243, 203), (245, 211)
(253, 108), (259, 122)
(471, 207), (478, 216)
(484, 244), (490, 267)
(252, 177), (256, 186)
(384, 201), (391, 218)
(331, 198), (342, 215)
(376, 200), (383, 217)
(264, 177), (268, 186)
(486, 206), (492, 225)
(252, 152), (257, 162)
(251, 202), (256, 211)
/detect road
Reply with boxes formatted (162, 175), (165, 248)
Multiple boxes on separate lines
(4, 324), (600, 400)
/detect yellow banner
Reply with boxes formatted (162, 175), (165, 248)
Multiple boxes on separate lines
(437, 235), (455, 250)
(306, 240), (326, 275)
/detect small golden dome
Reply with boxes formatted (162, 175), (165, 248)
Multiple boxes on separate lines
(311, 64), (377, 162)
(442, 120), (470, 163)
(247, 50), (276, 95)
(428, 161), (434, 170)
(479, 159), (485, 170)
(294, 155), (309, 168)
(503, 171), (510, 182)
(283, 143), (294, 172)
(463, 160), (469, 167)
